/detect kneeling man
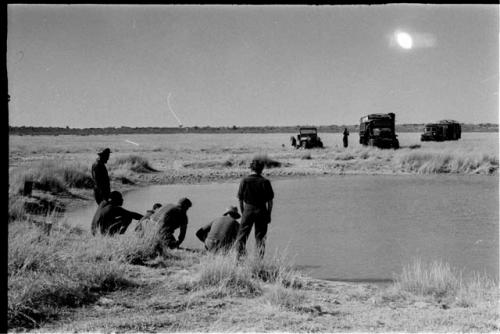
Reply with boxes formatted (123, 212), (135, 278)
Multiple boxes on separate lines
(196, 206), (241, 253)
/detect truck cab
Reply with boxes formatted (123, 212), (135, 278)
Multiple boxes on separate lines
(421, 120), (461, 141)
(297, 127), (324, 149)
(359, 113), (399, 149)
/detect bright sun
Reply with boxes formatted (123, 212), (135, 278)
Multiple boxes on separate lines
(396, 32), (413, 49)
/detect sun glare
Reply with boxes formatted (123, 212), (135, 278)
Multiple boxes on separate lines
(396, 32), (413, 50)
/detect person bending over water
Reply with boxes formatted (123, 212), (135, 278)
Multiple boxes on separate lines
(91, 191), (143, 236)
(195, 206), (241, 253)
(150, 197), (192, 250)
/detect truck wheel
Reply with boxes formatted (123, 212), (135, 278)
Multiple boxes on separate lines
(393, 140), (400, 149)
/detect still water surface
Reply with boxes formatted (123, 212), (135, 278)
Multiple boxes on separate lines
(67, 174), (498, 282)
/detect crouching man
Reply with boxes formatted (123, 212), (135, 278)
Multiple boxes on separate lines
(150, 197), (192, 249)
(91, 191), (143, 236)
(195, 206), (241, 253)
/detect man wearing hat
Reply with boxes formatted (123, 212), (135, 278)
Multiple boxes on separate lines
(91, 191), (143, 236)
(195, 206), (241, 253)
(92, 148), (111, 205)
(235, 158), (274, 260)
(150, 197), (192, 249)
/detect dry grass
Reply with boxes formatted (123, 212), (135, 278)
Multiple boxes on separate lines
(7, 216), (172, 330)
(9, 160), (94, 195)
(112, 155), (158, 173)
(393, 258), (498, 307)
(9, 133), (498, 185)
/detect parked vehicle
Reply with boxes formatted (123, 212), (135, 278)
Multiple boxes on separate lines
(421, 120), (461, 141)
(359, 113), (399, 149)
(296, 127), (324, 149)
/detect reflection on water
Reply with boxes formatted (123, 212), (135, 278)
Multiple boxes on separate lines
(66, 174), (499, 282)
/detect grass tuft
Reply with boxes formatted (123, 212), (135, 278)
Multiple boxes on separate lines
(9, 161), (94, 195)
(190, 251), (261, 297)
(393, 258), (498, 307)
(113, 155), (158, 173)
(264, 284), (307, 311)
(252, 154), (283, 168)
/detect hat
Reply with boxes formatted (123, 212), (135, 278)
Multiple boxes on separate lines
(223, 206), (241, 219)
(97, 148), (111, 156)
(109, 191), (123, 202)
(178, 197), (192, 208)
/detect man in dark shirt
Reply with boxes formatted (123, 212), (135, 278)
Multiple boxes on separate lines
(91, 148), (111, 204)
(235, 158), (274, 259)
(150, 197), (192, 249)
(195, 206), (241, 253)
(91, 191), (143, 236)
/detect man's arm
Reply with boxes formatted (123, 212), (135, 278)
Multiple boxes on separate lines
(118, 207), (143, 221)
(266, 199), (273, 223)
(177, 223), (187, 247)
(196, 222), (212, 242)
(237, 179), (245, 214)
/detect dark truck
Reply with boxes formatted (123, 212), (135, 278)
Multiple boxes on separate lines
(296, 127), (324, 149)
(359, 113), (399, 149)
(421, 120), (461, 141)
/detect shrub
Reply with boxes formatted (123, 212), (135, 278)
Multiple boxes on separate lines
(8, 221), (133, 329)
(9, 161), (94, 195)
(394, 258), (461, 298)
(246, 250), (304, 289)
(190, 251), (261, 297)
(113, 155), (158, 173)
(251, 154), (282, 168)
(397, 151), (498, 174)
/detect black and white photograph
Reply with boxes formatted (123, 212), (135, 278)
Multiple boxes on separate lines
(7, 4), (499, 332)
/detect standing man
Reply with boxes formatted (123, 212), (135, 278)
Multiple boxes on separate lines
(195, 206), (241, 253)
(343, 128), (349, 148)
(235, 158), (274, 260)
(91, 191), (143, 236)
(151, 197), (192, 250)
(92, 148), (111, 205)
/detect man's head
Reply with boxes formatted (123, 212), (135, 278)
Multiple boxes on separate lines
(178, 197), (192, 211)
(109, 191), (123, 206)
(152, 203), (162, 210)
(250, 158), (265, 174)
(223, 205), (241, 220)
(97, 148), (111, 163)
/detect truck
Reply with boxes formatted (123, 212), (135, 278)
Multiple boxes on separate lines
(295, 127), (324, 149)
(420, 120), (461, 141)
(359, 113), (399, 149)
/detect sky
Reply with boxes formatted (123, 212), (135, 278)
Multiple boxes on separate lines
(7, 4), (499, 128)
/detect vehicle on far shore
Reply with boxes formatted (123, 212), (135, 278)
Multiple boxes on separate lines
(359, 113), (399, 149)
(421, 120), (462, 142)
(293, 127), (324, 149)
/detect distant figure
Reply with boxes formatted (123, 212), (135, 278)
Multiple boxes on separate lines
(150, 197), (192, 249)
(235, 158), (274, 260)
(91, 191), (143, 236)
(195, 206), (241, 253)
(134, 203), (162, 234)
(343, 128), (349, 148)
(290, 136), (297, 148)
(92, 148), (111, 204)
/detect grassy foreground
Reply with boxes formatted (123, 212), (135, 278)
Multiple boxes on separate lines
(8, 132), (499, 332)
(8, 218), (499, 332)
